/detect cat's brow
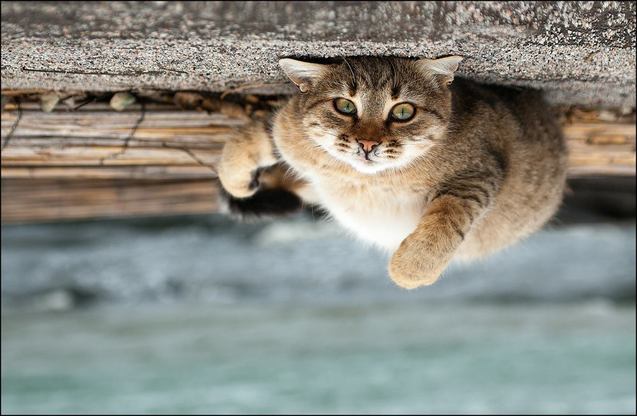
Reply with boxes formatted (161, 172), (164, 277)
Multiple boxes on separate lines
(306, 98), (332, 111)
(344, 80), (357, 96)
(342, 58), (358, 95)
(388, 59), (401, 99)
(391, 84), (401, 99)
(416, 105), (445, 121)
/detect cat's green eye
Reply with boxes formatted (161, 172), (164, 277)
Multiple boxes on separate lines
(390, 102), (415, 121)
(334, 98), (357, 115)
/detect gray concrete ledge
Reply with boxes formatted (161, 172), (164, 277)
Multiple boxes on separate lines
(1, 1), (635, 107)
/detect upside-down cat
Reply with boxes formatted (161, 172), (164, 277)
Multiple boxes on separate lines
(218, 56), (567, 289)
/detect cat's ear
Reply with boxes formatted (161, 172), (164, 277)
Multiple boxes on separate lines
(279, 58), (328, 93)
(417, 56), (463, 86)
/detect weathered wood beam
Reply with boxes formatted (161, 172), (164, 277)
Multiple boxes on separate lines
(1, 178), (219, 223)
(2, 101), (635, 177)
(1, 96), (635, 223)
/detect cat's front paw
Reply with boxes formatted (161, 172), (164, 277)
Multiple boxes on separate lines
(388, 237), (449, 289)
(217, 124), (277, 199)
(217, 140), (264, 199)
(218, 163), (261, 199)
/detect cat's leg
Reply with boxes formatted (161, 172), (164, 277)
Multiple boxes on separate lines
(217, 122), (279, 198)
(389, 170), (503, 289)
(218, 121), (316, 218)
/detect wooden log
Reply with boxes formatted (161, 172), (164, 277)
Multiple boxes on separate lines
(1, 95), (635, 223)
(1, 165), (214, 179)
(1, 178), (220, 223)
(1, 145), (221, 167)
(2, 101), (634, 178)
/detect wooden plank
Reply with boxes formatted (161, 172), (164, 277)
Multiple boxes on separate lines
(2, 101), (634, 179)
(1, 165), (215, 179)
(1, 95), (635, 223)
(1, 145), (221, 167)
(1, 178), (220, 223)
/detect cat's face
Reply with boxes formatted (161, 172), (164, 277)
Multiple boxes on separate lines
(280, 56), (462, 174)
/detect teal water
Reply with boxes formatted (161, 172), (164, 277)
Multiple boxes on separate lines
(2, 301), (635, 414)
(1, 218), (635, 414)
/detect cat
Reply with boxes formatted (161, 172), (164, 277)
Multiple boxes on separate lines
(217, 56), (568, 289)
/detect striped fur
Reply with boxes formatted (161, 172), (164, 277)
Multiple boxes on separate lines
(218, 57), (567, 289)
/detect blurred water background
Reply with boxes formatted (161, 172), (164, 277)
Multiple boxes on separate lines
(1, 182), (636, 414)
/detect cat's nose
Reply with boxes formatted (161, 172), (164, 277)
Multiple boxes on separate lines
(357, 139), (379, 154)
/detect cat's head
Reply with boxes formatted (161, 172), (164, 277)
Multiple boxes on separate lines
(279, 56), (462, 174)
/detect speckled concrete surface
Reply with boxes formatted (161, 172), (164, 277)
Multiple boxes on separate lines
(1, 1), (635, 107)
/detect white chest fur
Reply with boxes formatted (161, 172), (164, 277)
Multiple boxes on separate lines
(313, 180), (426, 251)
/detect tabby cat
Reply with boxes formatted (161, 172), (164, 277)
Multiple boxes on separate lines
(218, 56), (567, 289)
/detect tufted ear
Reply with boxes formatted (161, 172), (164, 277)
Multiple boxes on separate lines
(279, 58), (328, 93)
(416, 56), (463, 86)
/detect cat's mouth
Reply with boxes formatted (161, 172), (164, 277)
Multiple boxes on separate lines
(345, 148), (396, 174)
(355, 146), (379, 163)
(324, 142), (397, 174)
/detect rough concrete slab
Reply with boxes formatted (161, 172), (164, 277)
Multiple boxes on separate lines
(1, 1), (635, 107)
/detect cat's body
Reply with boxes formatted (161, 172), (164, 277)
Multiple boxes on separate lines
(218, 57), (567, 288)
